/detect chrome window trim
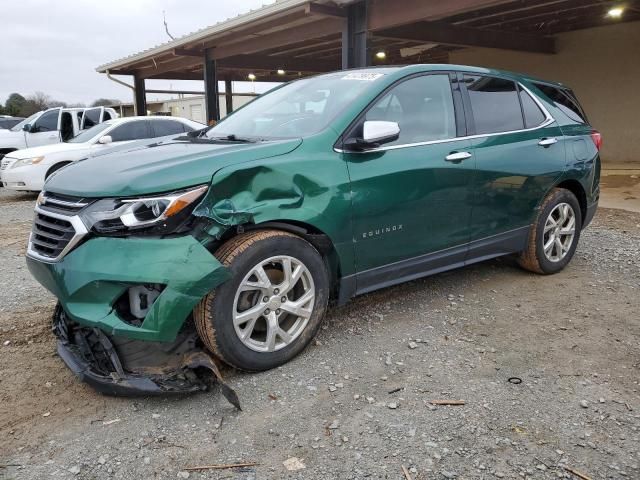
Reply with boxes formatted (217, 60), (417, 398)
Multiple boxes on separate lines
(335, 82), (555, 154)
(26, 206), (88, 264)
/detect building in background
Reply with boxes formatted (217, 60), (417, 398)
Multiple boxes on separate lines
(111, 93), (257, 122)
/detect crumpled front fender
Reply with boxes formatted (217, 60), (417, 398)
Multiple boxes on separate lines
(27, 235), (230, 342)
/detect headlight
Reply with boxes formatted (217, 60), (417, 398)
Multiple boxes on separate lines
(11, 156), (44, 168)
(80, 185), (208, 233)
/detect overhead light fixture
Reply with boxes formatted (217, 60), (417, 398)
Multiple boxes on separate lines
(277, 69), (286, 75)
(607, 7), (624, 18)
(375, 51), (387, 60)
(247, 73), (256, 81)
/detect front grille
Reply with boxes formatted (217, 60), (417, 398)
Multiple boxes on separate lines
(39, 192), (90, 215)
(27, 203), (88, 262)
(1, 158), (14, 171)
(31, 213), (77, 259)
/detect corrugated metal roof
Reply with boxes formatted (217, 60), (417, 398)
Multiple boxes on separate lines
(96, 0), (320, 73)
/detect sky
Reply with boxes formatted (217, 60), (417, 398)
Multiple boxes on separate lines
(0, 0), (277, 106)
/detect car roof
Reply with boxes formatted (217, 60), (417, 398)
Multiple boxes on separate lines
(327, 64), (566, 88)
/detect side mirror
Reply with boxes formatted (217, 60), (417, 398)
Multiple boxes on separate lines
(344, 120), (400, 151)
(362, 121), (400, 145)
(98, 135), (112, 145)
(23, 123), (35, 133)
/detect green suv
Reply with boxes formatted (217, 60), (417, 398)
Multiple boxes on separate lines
(27, 65), (600, 396)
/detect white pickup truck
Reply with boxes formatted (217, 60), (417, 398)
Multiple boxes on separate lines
(0, 106), (118, 160)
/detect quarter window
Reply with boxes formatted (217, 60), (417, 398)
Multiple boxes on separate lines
(533, 83), (587, 124)
(519, 87), (546, 128)
(464, 75), (524, 134)
(365, 74), (456, 145)
(109, 121), (150, 142)
(33, 109), (59, 132)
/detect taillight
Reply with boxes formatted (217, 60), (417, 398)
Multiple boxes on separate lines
(590, 130), (602, 151)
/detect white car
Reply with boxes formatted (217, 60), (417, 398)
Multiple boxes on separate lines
(0, 106), (118, 160)
(1, 116), (205, 192)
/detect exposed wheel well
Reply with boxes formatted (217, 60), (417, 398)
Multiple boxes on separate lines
(555, 179), (587, 225)
(45, 161), (72, 179)
(216, 220), (343, 300)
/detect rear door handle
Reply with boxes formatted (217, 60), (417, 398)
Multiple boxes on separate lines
(445, 151), (472, 163)
(538, 137), (558, 147)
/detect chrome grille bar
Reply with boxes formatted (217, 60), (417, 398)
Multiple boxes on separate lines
(27, 207), (88, 263)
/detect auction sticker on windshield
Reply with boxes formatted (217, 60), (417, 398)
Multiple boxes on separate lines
(341, 72), (384, 81)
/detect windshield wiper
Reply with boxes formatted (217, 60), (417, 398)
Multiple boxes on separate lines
(208, 134), (257, 143)
(176, 134), (259, 145)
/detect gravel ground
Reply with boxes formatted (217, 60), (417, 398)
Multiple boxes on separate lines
(0, 188), (639, 480)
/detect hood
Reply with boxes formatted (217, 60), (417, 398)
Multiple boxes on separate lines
(44, 138), (303, 198)
(7, 142), (91, 160)
(0, 129), (24, 144)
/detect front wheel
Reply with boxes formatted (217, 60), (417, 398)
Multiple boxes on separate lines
(518, 188), (582, 274)
(195, 230), (329, 371)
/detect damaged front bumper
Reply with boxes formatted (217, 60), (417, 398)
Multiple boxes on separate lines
(52, 305), (240, 407)
(26, 234), (230, 342)
(27, 233), (240, 405)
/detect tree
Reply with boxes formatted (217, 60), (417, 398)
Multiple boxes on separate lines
(17, 92), (70, 117)
(29, 91), (52, 109)
(91, 98), (119, 107)
(4, 93), (27, 116)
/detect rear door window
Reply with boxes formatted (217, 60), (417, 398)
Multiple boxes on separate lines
(152, 120), (186, 137)
(519, 87), (546, 128)
(81, 108), (103, 129)
(109, 120), (151, 142)
(365, 74), (457, 145)
(463, 75), (524, 134)
(533, 83), (587, 124)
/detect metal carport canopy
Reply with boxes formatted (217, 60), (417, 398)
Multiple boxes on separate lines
(95, 0), (639, 122)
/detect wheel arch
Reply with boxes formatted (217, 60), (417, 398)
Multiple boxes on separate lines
(215, 219), (344, 302)
(554, 179), (587, 226)
(45, 161), (73, 179)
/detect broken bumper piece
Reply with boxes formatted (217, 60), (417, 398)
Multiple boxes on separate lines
(53, 305), (240, 408)
(26, 235), (231, 343)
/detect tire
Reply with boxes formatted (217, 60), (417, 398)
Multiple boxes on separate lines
(45, 162), (71, 180)
(518, 188), (582, 274)
(194, 230), (330, 371)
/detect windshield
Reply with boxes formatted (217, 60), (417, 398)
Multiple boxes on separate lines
(206, 71), (388, 140)
(68, 122), (112, 143)
(10, 112), (41, 132)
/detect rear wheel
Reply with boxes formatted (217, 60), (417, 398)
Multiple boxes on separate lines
(518, 188), (582, 274)
(195, 230), (329, 371)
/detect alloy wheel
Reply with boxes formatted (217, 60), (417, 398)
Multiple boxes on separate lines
(232, 255), (315, 353)
(542, 202), (576, 262)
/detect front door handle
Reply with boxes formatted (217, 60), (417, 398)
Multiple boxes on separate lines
(538, 137), (558, 147)
(445, 151), (472, 163)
